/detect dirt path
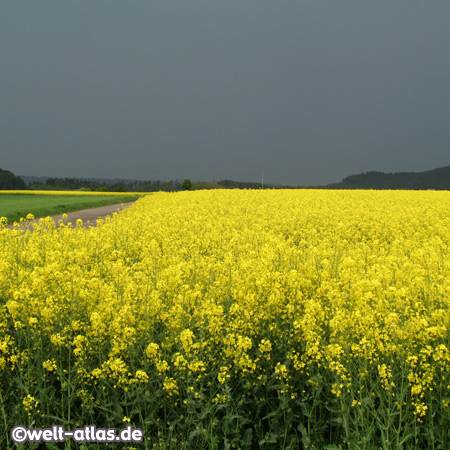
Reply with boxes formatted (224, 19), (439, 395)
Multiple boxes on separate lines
(48, 201), (135, 226)
(4, 201), (135, 230)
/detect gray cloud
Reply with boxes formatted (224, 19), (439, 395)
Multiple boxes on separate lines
(1, 1), (450, 185)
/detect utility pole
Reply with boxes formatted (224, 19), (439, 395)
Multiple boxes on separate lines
(261, 167), (264, 189)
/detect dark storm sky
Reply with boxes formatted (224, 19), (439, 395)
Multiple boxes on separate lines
(1, 1), (450, 186)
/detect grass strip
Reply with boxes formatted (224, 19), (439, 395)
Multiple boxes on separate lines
(0, 194), (141, 224)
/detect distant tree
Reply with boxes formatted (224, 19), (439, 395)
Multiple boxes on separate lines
(114, 185), (126, 192)
(182, 179), (193, 191)
(218, 179), (265, 190)
(192, 181), (221, 190)
(0, 168), (26, 190)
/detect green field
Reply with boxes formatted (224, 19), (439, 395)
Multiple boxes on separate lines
(0, 194), (139, 224)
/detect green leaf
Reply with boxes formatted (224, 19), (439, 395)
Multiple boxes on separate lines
(243, 428), (253, 446)
(262, 410), (277, 420)
(259, 432), (279, 444)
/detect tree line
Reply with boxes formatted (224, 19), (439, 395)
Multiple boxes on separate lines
(1, 169), (284, 191)
(4, 165), (450, 191)
(0, 168), (26, 190)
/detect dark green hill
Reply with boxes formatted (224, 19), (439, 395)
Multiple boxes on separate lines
(0, 168), (26, 190)
(326, 165), (450, 190)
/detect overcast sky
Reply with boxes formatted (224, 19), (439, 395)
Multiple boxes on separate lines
(1, 1), (450, 185)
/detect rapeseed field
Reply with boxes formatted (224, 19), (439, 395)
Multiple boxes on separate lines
(1, 189), (449, 449)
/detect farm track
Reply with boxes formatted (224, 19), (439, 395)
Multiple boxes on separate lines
(4, 201), (135, 230)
